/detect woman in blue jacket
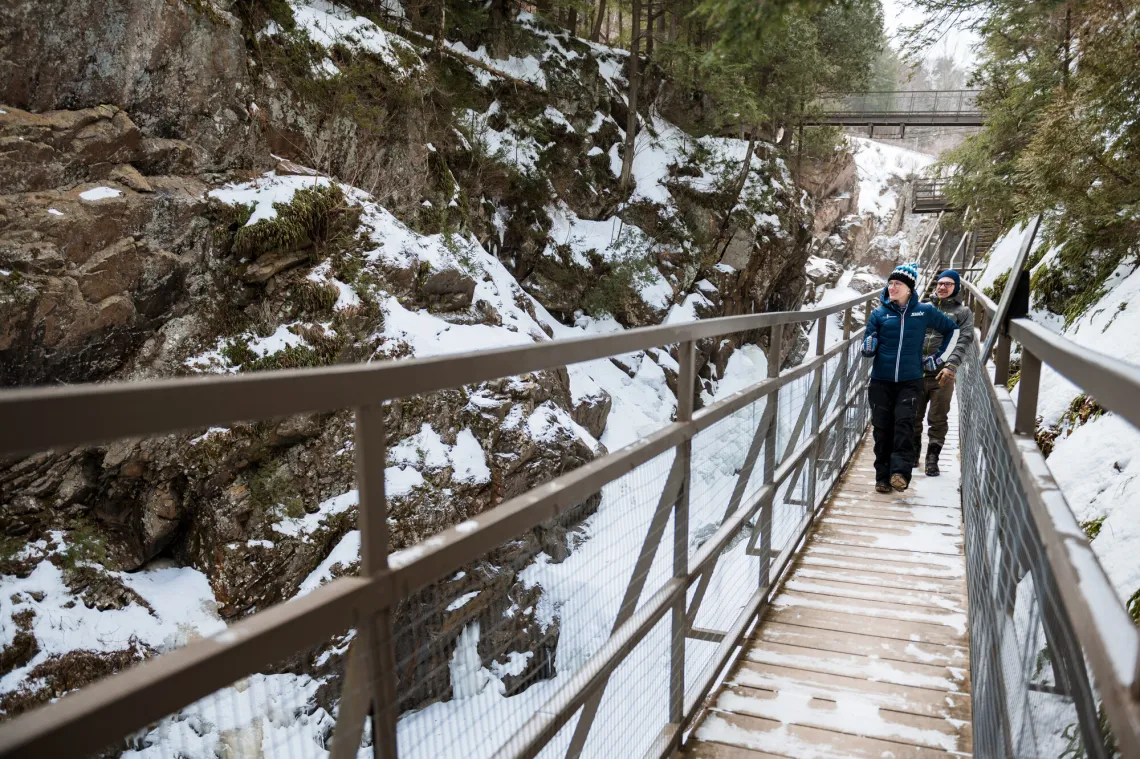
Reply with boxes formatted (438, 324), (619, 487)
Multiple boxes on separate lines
(862, 263), (960, 492)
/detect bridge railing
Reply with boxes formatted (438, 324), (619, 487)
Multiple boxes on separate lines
(814, 89), (981, 118)
(0, 289), (878, 758)
(960, 280), (1140, 757)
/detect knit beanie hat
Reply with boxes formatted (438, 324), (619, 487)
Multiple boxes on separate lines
(937, 269), (961, 297)
(888, 262), (919, 292)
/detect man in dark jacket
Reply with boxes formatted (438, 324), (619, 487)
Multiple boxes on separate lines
(915, 269), (975, 476)
(862, 263), (960, 492)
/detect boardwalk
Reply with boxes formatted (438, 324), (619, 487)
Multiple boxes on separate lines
(686, 405), (972, 757)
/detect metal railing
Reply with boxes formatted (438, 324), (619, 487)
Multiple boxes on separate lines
(912, 177), (955, 213)
(0, 289), (878, 758)
(959, 279), (1140, 757)
(806, 89), (983, 127)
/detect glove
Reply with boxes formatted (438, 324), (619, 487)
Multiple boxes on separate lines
(937, 365), (956, 387)
(861, 334), (878, 357)
(923, 355), (944, 374)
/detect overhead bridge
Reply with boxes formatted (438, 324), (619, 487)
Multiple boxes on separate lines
(805, 90), (983, 131)
(1, 226), (1139, 758)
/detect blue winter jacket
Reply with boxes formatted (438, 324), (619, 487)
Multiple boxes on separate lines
(862, 287), (960, 382)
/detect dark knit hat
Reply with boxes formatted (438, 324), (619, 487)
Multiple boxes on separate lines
(937, 269), (961, 297)
(888, 262), (919, 292)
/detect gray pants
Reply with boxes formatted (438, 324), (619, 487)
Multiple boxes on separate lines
(915, 375), (953, 450)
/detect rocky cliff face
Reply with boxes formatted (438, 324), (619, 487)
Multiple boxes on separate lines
(0, 0), (852, 732)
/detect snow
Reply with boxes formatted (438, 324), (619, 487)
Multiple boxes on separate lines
(251, 323), (306, 356)
(461, 103), (545, 172)
(848, 137), (935, 217)
(389, 424), (491, 484)
(280, 0), (421, 75)
(543, 106), (574, 132)
(297, 530), (361, 596)
(385, 466), (425, 498)
(445, 591), (480, 612)
(47, 208), (64, 216)
(79, 186), (122, 201)
(0, 544), (223, 700)
(447, 42), (547, 89)
(208, 172), (332, 226)
(976, 221), (1045, 292)
(382, 295), (536, 357)
(272, 490), (359, 538)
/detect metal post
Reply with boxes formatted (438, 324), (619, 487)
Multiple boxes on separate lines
(356, 404), (399, 759)
(760, 325), (783, 587)
(670, 341), (695, 725)
(807, 317), (826, 510)
(839, 308), (852, 455)
(1015, 351), (1042, 435)
(994, 332), (1012, 387)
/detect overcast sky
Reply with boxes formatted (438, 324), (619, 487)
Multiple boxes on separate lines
(881, 0), (981, 69)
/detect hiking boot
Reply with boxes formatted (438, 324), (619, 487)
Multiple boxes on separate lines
(925, 444), (942, 477)
(890, 474), (908, 492)
(875, 481), (891, 494)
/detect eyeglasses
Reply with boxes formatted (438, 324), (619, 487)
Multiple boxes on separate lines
(936, 280), (956, 288)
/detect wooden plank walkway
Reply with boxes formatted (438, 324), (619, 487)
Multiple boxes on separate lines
(685, 407), (971, 758)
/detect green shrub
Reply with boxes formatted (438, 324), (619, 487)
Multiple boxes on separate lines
(584, 252), (658, 317)
(232, 184), (359, 258)
(1081, 515), (1106, 541)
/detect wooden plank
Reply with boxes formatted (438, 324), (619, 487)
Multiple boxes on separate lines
(825, 500), (962, 523)
(690, 710), (963, 758)
(758, 620), (968, 668)
(781, 576), (966, 613)
(763, 605), (967, 648)
(729, 661), (972, 722)
(797, 555), (963, 586)
(683, 738), (790, 758)
(812, 524), (962, 555)
(709, 684), (970, 753)
(790, 563), (966, 595)
(817, 515), (960, 537)
(769, 591), (968, 638)
(741, 640), (969, 693)
(801, 541), (965, 577)
(824, 506), (960, 528)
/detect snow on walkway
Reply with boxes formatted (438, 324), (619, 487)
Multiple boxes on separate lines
(686, 399), (973, 758)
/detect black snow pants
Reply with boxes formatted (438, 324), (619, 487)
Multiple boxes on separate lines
(868, 378), (923, 485)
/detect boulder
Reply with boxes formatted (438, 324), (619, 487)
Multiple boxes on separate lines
(421, 269), (477, 311)
(572, 390), (612, 440)
(0, 0), (261, 171)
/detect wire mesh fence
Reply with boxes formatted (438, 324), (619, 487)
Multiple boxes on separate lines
(111, 626), (360, 759)
(0, 294), (880, 759)
(958, 348), (1112, 759)
(389, 324), (871, 759)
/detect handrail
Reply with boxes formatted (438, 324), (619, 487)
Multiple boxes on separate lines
(960, 274), (1140, 755)
(0, 290), (878, 758)
(1010, 318), (1140, 434)
(0, 292), (875, 458)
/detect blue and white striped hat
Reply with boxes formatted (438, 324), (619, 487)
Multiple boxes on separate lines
(888, 262), (919, 291)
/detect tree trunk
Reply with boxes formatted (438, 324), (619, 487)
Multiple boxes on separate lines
(619, 0), (641, 194)
(590, 0), (607, 41)
(433, 0), (445, 53)
(488, 0), (511, 57)
(1061, 5), (1072, 90)
(567, 7), (578, 33)
(645, 8), (654, 57)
